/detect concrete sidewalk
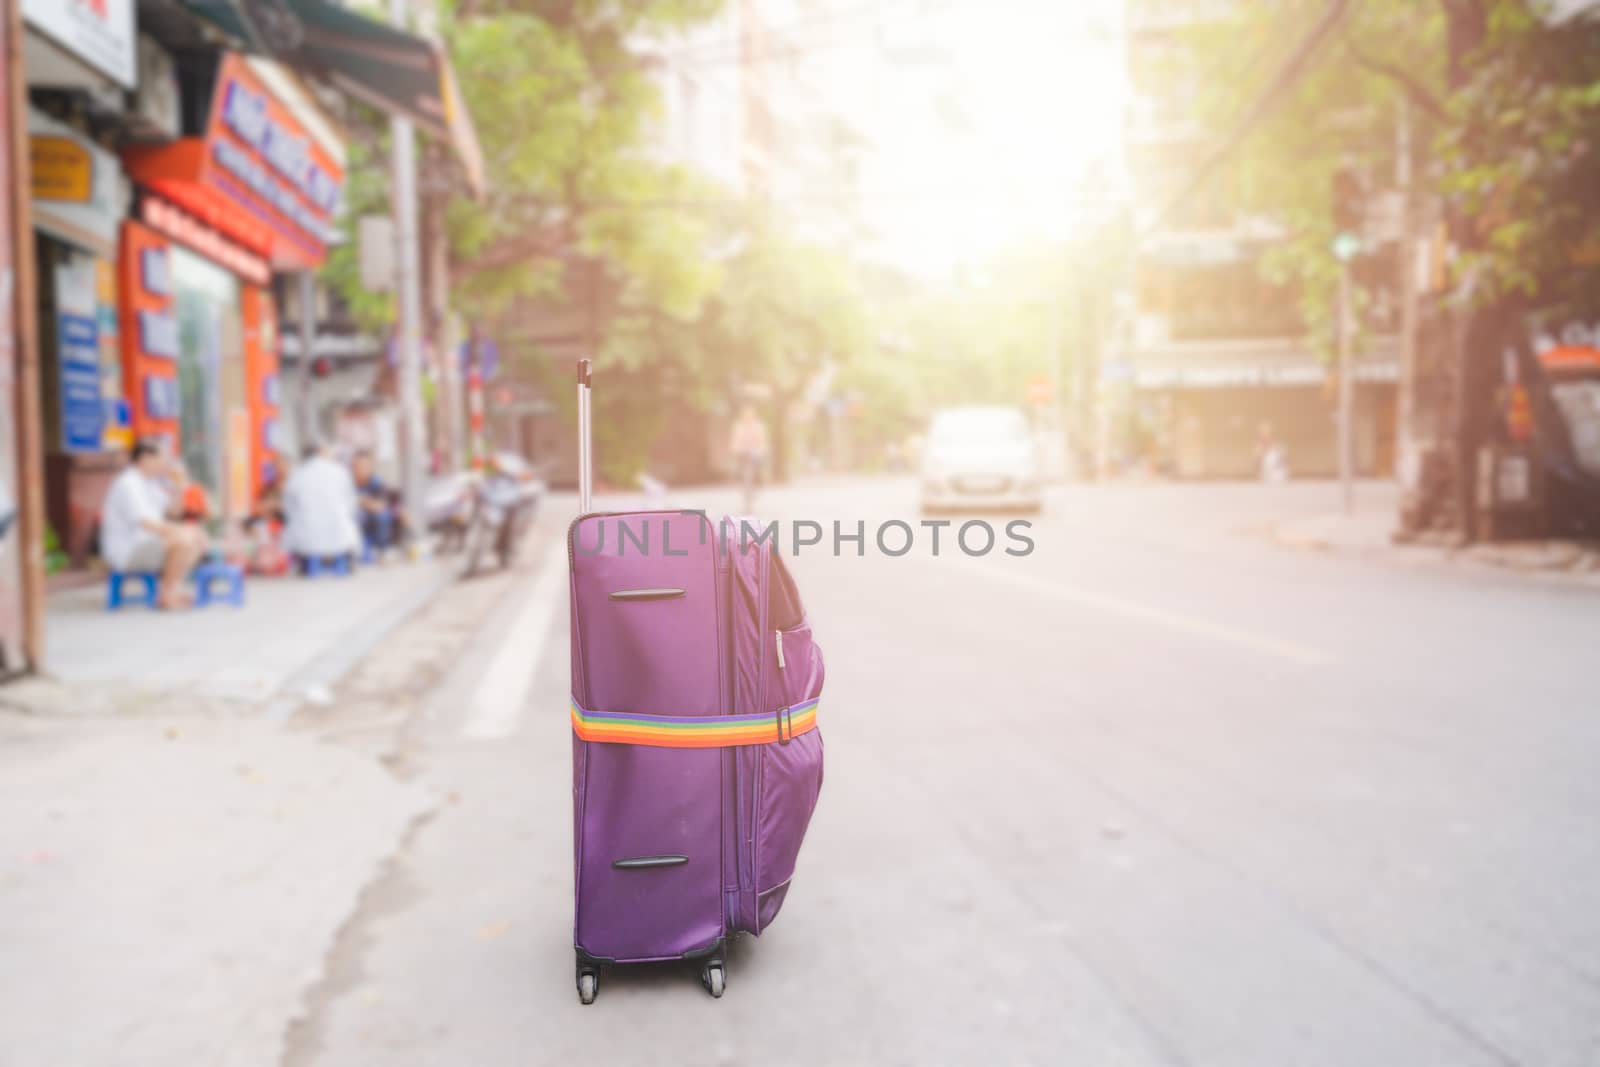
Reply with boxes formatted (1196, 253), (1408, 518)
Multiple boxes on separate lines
(1266, 481), (1600, 583)
(12, 558), (454, 716)
(0, 514), (558, 1067)
(0, 712), (435, 1067)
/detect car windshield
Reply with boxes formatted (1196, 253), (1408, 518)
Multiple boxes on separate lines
(929, 409), (1030, 444)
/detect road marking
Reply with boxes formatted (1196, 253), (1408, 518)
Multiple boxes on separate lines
(940, 555), (1335, 666)
(461, 547), (567, 740)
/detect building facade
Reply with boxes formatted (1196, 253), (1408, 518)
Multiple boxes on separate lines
(1111, 0), (1400, 479)
(1, 0), (346, 671)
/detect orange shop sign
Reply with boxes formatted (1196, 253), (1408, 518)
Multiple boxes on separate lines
(205, 54), (342, 262)
(122, 52), (344, 272)
(140, 195), (270, 285)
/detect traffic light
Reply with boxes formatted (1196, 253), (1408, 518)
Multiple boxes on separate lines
(311, 355), (334, 378)
(1332, 168), (1363, 236)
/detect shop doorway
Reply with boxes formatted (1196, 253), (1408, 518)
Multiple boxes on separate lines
(171, 246), (241, 499)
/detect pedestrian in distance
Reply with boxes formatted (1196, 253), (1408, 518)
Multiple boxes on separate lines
(1256, 420), (1289, 483)
(729, 404), (770, 513)
(100, 440), (207, 610)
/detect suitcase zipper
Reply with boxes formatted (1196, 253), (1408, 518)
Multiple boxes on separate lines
(774, 629), (785, 670)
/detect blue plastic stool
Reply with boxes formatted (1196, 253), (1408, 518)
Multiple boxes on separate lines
(302, 554), (353, 577)
(192, 561), (246, 607)
(107, 571), (160, 610)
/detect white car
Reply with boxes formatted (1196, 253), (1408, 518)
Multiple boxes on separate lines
(920, 406), (1042, 513)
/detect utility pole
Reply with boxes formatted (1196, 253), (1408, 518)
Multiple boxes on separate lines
(390, 0), (426, 526)
(1395, 94), (1419, 495)
(1332, 167), (1362, 515)
(425, 187), (461, 471)
(1337, 261), (1354, 514)
(414, 1), (460, 474)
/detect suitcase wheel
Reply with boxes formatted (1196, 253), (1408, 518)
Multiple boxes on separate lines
(700, 960), (725, 999)
(576, 962), (600, 1005)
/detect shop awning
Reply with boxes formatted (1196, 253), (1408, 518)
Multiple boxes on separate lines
(182, 0), (484, 196)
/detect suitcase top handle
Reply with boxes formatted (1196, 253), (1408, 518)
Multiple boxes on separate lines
(571, 697), (819, 749)
(577, 358), (593, 514)
(608, 587), (686, 601)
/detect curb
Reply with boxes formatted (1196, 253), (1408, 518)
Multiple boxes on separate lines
(1267, 517), (1600, 589)
(262, 562), (458, 724)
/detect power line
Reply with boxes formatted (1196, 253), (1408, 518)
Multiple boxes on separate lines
(1142, 0), (1353, 239)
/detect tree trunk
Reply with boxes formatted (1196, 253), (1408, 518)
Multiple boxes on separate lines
(1443, 0), (1491, 541)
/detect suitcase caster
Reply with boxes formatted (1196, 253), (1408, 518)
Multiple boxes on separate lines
(700, 960), (725, 999)
(576, 961), (600, 1005)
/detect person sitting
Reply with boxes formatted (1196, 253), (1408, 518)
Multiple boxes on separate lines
(243, 474), (290, 576)
(350, 450), (401, 556)
(167, 463), (212, 525)
(283, 443), (361, 572)
(100, 440), (206, 610)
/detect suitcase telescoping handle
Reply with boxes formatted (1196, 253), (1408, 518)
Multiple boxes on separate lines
(577, 358), (592, 514)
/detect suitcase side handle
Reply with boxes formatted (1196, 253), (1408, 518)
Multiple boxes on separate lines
(607, 587), (686, 602)
(612, 854), (689, 870)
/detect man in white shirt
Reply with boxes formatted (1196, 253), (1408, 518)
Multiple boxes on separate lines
(101, 441), (206, 609)
(283, 443), (361, 567)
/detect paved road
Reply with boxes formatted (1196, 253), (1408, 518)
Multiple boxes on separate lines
(287, 480), (1600, 1067)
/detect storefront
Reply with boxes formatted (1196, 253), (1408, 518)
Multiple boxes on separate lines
(122, 52), (342, 518)
(1105, 338), (1400, 479)
(29, 109), (132, 566)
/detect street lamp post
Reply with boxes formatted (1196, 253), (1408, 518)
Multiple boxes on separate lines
(390, 0), (426, 526)
(1332, 167), (1363, 516)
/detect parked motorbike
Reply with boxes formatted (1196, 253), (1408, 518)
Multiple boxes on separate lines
(458, 454), (543, 578)
(423, 471), (480, 555)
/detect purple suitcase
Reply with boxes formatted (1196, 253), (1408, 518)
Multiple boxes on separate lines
(568, 361), (824, 1003)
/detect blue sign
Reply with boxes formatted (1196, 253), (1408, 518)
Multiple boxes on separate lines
(59, 313), (103, 452)
(458, 336), (501, 379)
(139, 310), (178, 359)
(144, 375), (180, 420)
(140, 247), (171, 296)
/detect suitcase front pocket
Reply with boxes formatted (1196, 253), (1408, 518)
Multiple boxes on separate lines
(770, 622), (826, 709)
(750, 725), (824, 933)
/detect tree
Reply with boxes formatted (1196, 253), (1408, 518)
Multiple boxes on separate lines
(322, 0), (730, 472)
(444, 0), (725, 322)
(592, 209), (872, 483)
(1188, 0), (1600, 533)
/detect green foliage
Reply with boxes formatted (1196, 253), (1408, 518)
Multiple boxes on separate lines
(708, 219), (871, 392)
(1184, 1), (1439, 357)
(442, 2), (725, 324)
(323, 2), (730, 348)
(43, 523), (66, 576)
(1191, 0), (1600, 341)
(321, 138), (395, 334)
(593, 214), (874, 483)
(1437, 9), (1600, 311)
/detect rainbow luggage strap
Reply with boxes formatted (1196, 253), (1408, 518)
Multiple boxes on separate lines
(571, 697), (820, 748)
